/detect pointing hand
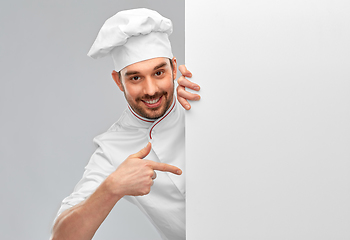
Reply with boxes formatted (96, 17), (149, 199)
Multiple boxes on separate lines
(107, 142), (182, 197)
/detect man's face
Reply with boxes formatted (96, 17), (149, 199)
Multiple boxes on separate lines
(113, 57), (177, 119)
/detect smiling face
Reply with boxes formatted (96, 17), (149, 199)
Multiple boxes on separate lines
(112, 57), (177, 119)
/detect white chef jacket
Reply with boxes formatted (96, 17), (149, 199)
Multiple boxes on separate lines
(56, 98), (186, 240)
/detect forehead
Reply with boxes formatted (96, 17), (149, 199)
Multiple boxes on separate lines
(121, 57), (170, 76)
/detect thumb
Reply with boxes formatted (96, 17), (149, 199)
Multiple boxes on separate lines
(131, 142), (152, 159)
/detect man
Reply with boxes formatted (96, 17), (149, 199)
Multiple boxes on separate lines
(51, 8), (199, 240)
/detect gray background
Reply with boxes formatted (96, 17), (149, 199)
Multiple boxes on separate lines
(0, 1), (184, 239)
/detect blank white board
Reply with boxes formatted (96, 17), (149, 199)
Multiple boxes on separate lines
(186, 1), (350, 239)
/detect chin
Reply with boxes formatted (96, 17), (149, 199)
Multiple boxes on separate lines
(142, 107), (167, 119)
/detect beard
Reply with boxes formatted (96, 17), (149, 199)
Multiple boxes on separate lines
(126, 84), (174, 119)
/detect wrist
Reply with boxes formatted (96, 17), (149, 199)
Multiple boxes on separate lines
(103, 174), (125, 200)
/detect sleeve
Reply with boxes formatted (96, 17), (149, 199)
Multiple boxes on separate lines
(55, 143), (116, 218)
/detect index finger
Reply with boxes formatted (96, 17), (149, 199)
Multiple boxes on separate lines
(147, 160), (182, 175)
(179, 65), (192, 78)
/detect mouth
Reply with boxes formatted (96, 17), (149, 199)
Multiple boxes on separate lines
(142, 96), (163, 108)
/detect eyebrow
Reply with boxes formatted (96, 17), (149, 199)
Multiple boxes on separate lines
(124, 61), (168, 77)
(124, 70), (140, 77)
(153, 62), (168, 70)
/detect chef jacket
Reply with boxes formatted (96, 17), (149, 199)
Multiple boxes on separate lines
(56, 98), (185, 240)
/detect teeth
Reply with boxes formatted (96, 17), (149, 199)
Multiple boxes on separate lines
(144, 98), (160, 104)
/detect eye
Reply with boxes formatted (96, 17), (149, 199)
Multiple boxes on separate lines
(155, 71), (164, 76)
(131, 76), (140, 81)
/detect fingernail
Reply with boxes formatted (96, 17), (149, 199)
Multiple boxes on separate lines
(194, 96), (200, 100)
(185, 105), (190, 110)
(194, 86), (199, 91)
(177, 170), (182, 175)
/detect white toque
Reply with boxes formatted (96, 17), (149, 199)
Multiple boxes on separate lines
(87, 8), (173, 72)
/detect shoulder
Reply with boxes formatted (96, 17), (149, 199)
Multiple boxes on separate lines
(107, 109), (129, 132)
(94, 109), (136, 142)
(92, 110), (149, 163)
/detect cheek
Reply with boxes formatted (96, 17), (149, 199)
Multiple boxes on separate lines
(123, 85), (142, 99)
(160, 78), (175, 91)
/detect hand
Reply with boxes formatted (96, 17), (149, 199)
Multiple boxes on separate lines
(177, 65), (201, 110)
(108, 142), (182, 197)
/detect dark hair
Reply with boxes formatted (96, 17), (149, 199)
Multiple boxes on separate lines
(169, 58), (174, 70)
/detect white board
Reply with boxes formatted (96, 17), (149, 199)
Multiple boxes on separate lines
(186, 1), (350, 239)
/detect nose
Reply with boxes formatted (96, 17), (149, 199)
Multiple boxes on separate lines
(143, 76), (158, 96)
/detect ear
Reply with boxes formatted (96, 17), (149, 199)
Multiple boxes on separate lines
(111, 70), (124, 92)
(171, 57), (177, 80)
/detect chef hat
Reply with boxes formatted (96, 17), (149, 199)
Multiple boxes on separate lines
(87, 8), (173, 72)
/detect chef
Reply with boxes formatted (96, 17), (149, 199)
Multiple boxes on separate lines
(51, 8), (200, 240)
